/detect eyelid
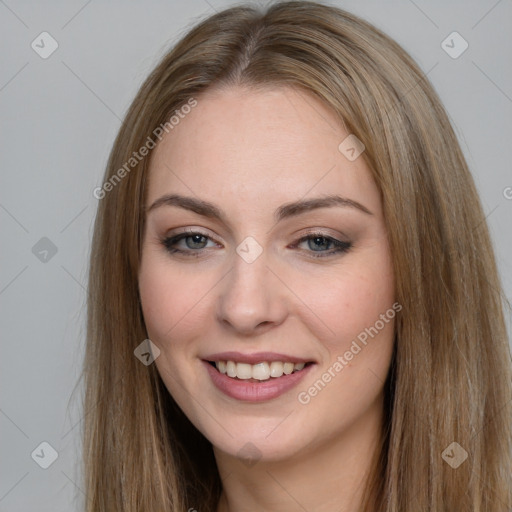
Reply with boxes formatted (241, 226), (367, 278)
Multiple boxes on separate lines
(165, 226), (221, 242)
(160, 230), (352, 261)
(164, 227), (348, 246)
(292, 226), (350, 240)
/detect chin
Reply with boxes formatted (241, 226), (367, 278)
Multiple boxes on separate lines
(206, 418), (312, 464)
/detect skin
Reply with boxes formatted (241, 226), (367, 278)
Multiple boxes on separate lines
(138, 85), (396, 512)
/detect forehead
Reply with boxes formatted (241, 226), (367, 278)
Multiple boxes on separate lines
(147, 86), (380, 215)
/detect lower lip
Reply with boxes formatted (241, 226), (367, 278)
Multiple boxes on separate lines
(202, 360), (314, 402)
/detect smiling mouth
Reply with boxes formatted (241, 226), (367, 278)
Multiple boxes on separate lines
(207, 360), (314, 382)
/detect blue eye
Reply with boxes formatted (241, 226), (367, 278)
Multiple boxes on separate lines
(162, 232), (216, 255)
(160, 231), (352, 258)
(294, 234), (352, 258)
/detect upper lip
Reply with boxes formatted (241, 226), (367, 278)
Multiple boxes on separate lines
(203, 351), (315, 365)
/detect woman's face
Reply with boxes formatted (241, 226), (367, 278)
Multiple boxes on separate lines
(139, 86), (396, 462)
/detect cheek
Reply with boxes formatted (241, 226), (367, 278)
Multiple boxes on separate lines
(292, 248), (395, 354)
(138, 256), (209, 344)
(295, 262), (396, 422)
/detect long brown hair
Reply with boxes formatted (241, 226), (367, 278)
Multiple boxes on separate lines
(83, 1), (512, 510)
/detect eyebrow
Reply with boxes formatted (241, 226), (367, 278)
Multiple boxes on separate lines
(146, 193), (373, 222)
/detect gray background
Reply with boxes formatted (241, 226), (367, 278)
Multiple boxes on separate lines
(1, 0), (511, 510)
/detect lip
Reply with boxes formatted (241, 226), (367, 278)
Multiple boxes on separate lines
(203, 351), (315, 365)
(202, 359), (315, 402)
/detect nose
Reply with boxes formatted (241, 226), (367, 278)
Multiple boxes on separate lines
(216, 248), (289, 335)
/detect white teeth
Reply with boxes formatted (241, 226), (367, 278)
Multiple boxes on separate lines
(252, 362), (270, 381)
(214, 360), (308, 380)
(283, 362), (294, 375)
(236, 363), (252, 379)
(269, 361), (284, 378)
(226, 360), (237, 378)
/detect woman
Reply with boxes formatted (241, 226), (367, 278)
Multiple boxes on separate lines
(83, 1), (512, 510)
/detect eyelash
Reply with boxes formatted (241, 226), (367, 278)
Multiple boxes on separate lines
(160, 230), (352, 259)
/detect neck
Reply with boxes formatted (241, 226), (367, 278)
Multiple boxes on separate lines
(214, 393), (385, 512)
